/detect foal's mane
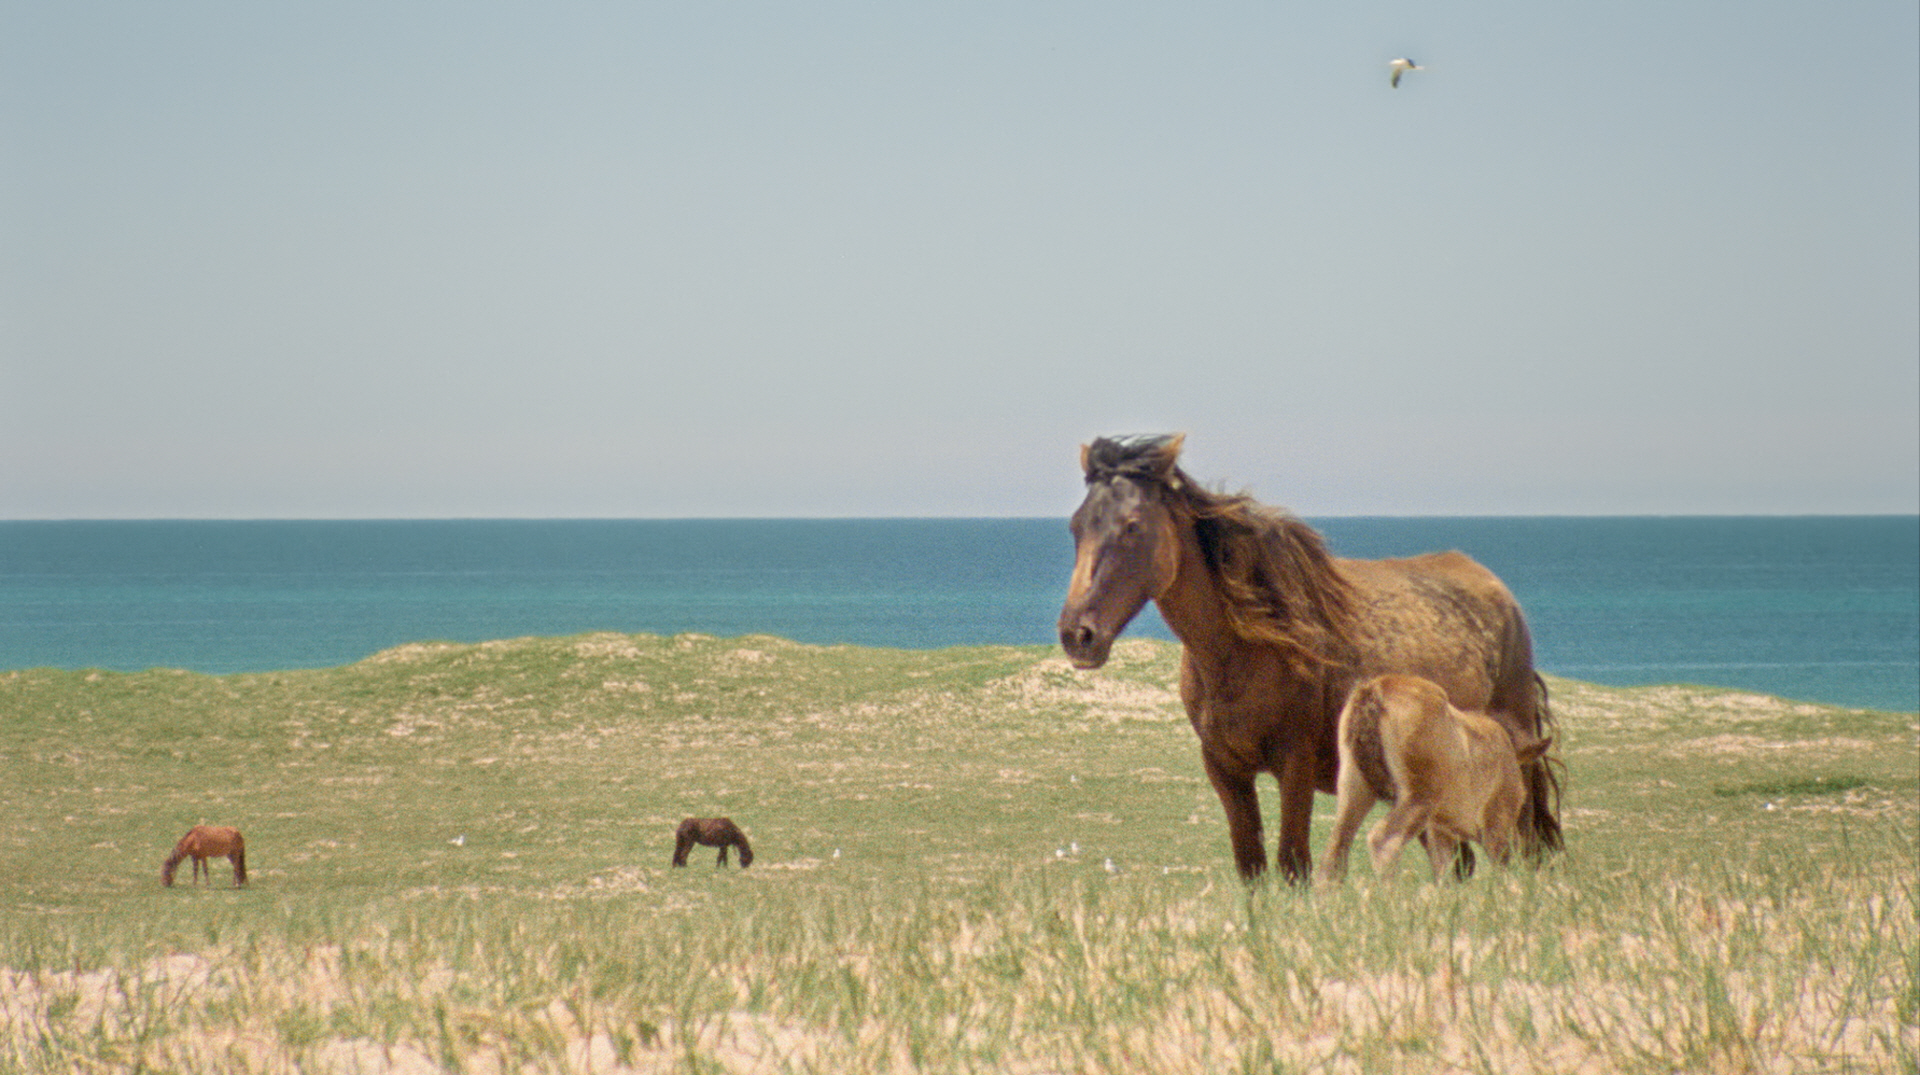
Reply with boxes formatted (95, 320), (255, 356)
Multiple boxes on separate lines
(1086, 436), (1359, 671)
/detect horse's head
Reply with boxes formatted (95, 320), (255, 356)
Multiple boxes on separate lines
(1058, 434), (1187, 669)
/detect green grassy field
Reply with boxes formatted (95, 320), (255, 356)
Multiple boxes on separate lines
(1, 633), (1913, 1074)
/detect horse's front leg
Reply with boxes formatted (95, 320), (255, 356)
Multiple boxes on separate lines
(1203, 753), (1266, 880)
(1274, 748), (1318, 884)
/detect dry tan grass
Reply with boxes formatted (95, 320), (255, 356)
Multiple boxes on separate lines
(3, 867), (1908, 1075)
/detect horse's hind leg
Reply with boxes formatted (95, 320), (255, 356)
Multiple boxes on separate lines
(1274, 750), (1318, 883)
(1423, 830), (1463, 882)
(1421, 832), (1477, 880)
(1314, 771), (1377, 885)
(1368, 801), (1432, 880)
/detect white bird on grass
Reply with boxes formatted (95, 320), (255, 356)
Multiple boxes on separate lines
(1388, 57), (1423, 88)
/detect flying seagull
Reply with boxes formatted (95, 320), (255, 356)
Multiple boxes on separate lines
(1388, 57), (1422, 88)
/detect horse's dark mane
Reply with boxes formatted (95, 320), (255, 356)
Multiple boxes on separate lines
(1086, 435), (1359, 670)
(1174, 475), (1360, 671)
(1082, 434), (1184, 484)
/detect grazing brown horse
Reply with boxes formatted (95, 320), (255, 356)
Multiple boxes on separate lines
(1316, 674), (1554, 884)
(1058, 434), (1562, 883)
(161, 825), (247, 887)
(672, 817), (753, 868)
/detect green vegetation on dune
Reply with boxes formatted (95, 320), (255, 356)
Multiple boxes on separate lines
(0, 634), (1913, 1073)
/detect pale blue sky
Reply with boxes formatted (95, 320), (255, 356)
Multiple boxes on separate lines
(4, 2), (1916, 518)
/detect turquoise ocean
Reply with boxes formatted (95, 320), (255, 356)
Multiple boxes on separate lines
(2, 517), (1914, 712)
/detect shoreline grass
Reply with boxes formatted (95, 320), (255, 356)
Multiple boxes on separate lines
(2, 633), (1913, 1073)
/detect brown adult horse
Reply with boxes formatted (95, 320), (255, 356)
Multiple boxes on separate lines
(671, 817), (753, 868)
(1058, 434), (1563, 883)
(161, 825), (247, 887)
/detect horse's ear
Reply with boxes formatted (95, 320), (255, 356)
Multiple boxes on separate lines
(1514, 733), (1553, 764)
(1078, 442), (1094, 478)
(1147, 433), (1186, 482)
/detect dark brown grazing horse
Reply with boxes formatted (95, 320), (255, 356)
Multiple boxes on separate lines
(672, 817), (753, 868)
(1058, 434), (1563, 883)
(161, 825), (247, 887)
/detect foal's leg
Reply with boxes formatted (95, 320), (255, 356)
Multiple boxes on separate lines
(716, 844), (729, 867)
(1419, 832), (1478, 880)
(1314, 765), (1377, 885)
(1368, 801), (1433, 880)
(1423, 830), (1463, 882)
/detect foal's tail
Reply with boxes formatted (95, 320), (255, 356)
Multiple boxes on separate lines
(1522, 672), (1567, 858)
(232, 839), (248, 887)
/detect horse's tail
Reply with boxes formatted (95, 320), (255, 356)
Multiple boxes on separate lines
(1522, 672), (1567, 857)
(232, 836), (248, 887)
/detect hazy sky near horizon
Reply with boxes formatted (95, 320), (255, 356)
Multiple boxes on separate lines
(5, 2), (1916, 518)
